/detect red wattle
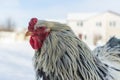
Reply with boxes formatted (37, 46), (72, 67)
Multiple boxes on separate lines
(30, 36), (42, 50)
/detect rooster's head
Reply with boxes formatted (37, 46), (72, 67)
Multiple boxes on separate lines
(26, 18), (50, 50)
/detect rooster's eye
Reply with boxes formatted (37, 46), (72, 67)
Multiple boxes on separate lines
(37, 27), (44, 30)
(39, 27), (43, 29)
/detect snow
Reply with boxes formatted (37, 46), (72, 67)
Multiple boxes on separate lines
(0, 41), (35, 80)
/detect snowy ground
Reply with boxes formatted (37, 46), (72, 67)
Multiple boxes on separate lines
(0, 41), (35, 80)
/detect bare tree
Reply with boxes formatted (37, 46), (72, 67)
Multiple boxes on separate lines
(6, 18), (16, 31)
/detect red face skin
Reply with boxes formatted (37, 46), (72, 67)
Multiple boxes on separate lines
(30, 27), (50, 50)
(28, 18), (50, 50)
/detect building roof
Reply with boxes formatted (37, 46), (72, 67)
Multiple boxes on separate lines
(67, 12), (98, 21)
(107, 10), (120, 16)
(67, 11), (120, 21)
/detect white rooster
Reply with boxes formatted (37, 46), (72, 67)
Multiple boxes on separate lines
(26, 18), (120, 80)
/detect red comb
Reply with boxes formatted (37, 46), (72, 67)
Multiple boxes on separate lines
(28, 18), (38, 31)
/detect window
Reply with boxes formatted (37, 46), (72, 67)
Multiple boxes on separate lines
(96, 22), (102, 27)
(84, 35), (87, 40)
(109, 21), (116, 27)
(77, 21), (83, 27)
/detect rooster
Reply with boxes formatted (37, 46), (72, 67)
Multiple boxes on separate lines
(26, 18), (120, 80)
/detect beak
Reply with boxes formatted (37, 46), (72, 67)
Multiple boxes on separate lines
(25, 31), (33, 36)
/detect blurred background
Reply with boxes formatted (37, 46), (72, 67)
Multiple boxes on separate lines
(0, 0), (120, 80)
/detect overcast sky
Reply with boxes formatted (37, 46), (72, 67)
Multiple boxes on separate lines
(0, 0), (120, 28)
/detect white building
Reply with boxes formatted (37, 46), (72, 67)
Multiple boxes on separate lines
(0, 30), (26, 43)
(67, 11), (120, 45)
(0, 31), (16, 43)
